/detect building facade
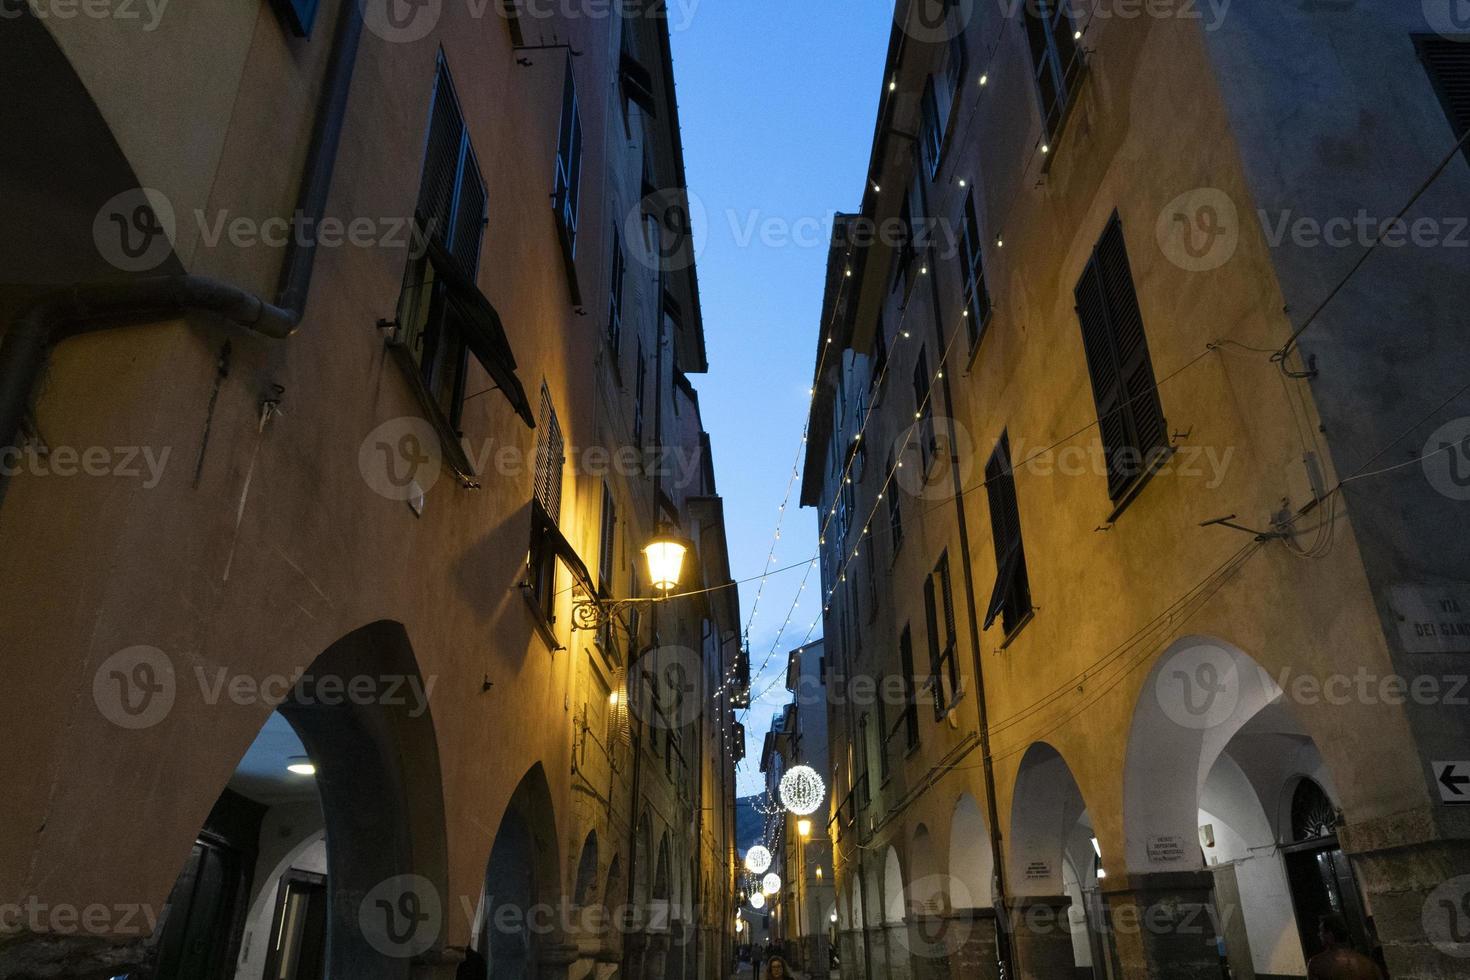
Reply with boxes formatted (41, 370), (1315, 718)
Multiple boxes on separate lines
(760, 641), (837, 977)
(806, 3), (1470, 980)
(0, 2), (740, 979)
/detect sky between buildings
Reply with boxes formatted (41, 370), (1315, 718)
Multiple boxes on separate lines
(671, 2), (892, 796)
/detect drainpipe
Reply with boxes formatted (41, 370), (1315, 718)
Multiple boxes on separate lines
(0, 0), (364, 511)
(920, 232), (1015, 978)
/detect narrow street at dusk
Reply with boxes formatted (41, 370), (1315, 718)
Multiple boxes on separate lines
(3, 2), (1470, 979)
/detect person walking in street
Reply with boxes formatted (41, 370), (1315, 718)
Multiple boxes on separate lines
(764, 953), (789, 978)
(1307, 914), (1384, 980)
(749, 942), (762, 979)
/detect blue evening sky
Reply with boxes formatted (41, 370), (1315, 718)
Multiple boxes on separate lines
(671, 3), (893, 796)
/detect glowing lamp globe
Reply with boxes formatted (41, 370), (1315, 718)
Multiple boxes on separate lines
(744, 845), (772, 875)
(643, 525), (694, 592)
(749, 891), (766, 910)
(779, 765), (826, 816)
(762, 873), (781, 895)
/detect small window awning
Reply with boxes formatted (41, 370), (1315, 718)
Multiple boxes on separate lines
(424, 237), (535, 428)
(531, 497), (597, 599)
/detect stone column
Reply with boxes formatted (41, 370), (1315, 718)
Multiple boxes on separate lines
(534, 940), (580, 980)
(838, 928), (862, 979)
(642, 930), (671, 980)
(864, 922), (888, 979)
(905, 914), (954, 980)
(882, 922), (913, 980)
(1008, 895), (1075, 980)
(1340, 807), (1470, 978)
(1102, 871), (1220, 980)
(946, 910), (1001, 980)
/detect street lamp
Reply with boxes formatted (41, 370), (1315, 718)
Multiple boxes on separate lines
(797, 819), (812, 838)
(571, 525), (695, 630)
(643, 523), (694, 592)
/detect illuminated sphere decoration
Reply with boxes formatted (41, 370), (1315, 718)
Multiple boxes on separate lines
(779, 765), (826, 816)
(749, 891), (766, 910)
(762, 873), (781, 895)
(744, 845), (772, 875)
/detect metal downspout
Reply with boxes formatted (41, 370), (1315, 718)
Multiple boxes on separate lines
(0, 0), (364, 511)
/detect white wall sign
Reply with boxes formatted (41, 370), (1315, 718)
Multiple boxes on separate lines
(1391, 585), (1470, 654)
(1146, 835), (1186, 863)
(1023, 861), (1051, 881)
(1434, 761), (1470, 806)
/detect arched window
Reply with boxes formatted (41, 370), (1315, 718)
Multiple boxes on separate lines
(1291, 778), (1337, 843)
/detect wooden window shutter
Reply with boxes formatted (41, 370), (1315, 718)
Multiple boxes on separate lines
(449, 153), (486, 274)
(939, 552), (956, 648)
(922, 575), (942, 717)
(1075, 214), (1166, 501)
(419, 64), (466, 247)
(554, 55), (583, 252)
(621, 51), (658, 115)
(1420, 37), (1470, 164)
(899, 627), (919, 748)
(1098, 217), (1168, 466)
(984, 431), (1030, 632)
(599, 483), (617, 591)
(535, 385), (563, 522)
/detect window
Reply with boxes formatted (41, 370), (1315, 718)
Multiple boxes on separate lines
(921, 76), (944, 179)
(861, 713), (882, 806)
(864, 535), (878, 623)
(912, 347), (937, 471)
(398, 60), (487, 433)
(886, 448), (903, 554)
(1418, 36), (1470, 166)
(923, 552), (960, 718)
(529, 386), (565, 623)
(898, 626), (920, 750)
(1023, 0), (1083, 141)
(633, 340), (647, 444)
(1074, 214), (1168, 503)
(945, 15), (968, 99)
(608, 229), (626, 356)
(894, 194), (917, 294)
(598, 482), (617, 591)
(628, 564), (643, 647)
(958, 191), (992, 349)
(620, 18), (657, 116)
(553, 55), (584, 294)
(871, 315), (889, 390)
(874, 677), (890, 782)
(983, 431), (1033, 636)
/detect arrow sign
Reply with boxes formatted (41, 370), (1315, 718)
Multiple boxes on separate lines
(1434, 761), (1470, 805)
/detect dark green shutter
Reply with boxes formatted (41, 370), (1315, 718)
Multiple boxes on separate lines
(1075, 214), (1166, 501)
(420, 65), (465, 247)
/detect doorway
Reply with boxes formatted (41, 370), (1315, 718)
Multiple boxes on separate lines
(260, 870), (328, 980)
(1282, 779), (1383, 972)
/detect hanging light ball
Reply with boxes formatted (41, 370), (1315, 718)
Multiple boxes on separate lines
(779, 765), (826, 816)
(762, 873), (782, 895)
(744, 845), (772, 875)
(749, 891), (766, 910)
